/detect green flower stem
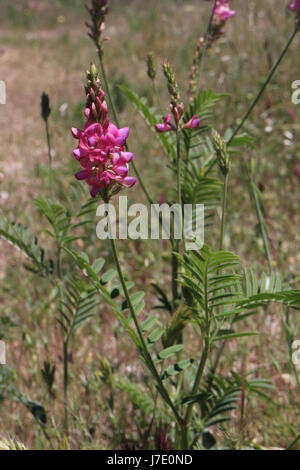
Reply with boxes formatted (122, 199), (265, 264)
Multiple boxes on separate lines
(96, 46), (155, 207)
(44, 118), (53, 197)
(57, 246), (68, 431)
(63, 340), (68, 431)
(286, 433), (300, 451)
(176, 131), (185, 250)
(249, 176), (273, 274)
(183, 259), (211, 448)
(228, 27), (298, 145)
(211, 166), (272, 382)
(45, 119), (52, 170)
(172, 131), (185, 310)
(219, 173), (229, 251)
(108, 234), (183, 428)
(183, 338), (210, 448)
(172, 248), (178, 310)
(196, 0), (216, 89)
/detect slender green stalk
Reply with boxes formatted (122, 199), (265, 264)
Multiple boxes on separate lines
(286, 433), (300, 451)
(183, 263), (211, 448)
(228, 27), (298, 145)
(108, 234), (183, 428)
(204, 28), (299, 181)
(44, 119), (53, 197)
(210, 165), (272, 381)
(45, 120), (52, 170)
(172, 248), (178, 311)
(183, 338), (209, 448)
(57, 246), (68, 431)
(40, 426), (55, 450)
(219, 173), (228, 251)
(249, 177), (273, 274)
(187, 340), (209, 423)
(97, 49), (119, 127)
(196, 0), (216, 88)
(176, 131), (185, 250)
(172, 131), (185, 310)
(63, 340), (68, 431)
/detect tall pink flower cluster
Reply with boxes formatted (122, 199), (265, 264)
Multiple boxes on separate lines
(72, 65), (136, 198)
(289, 0), (300, 12)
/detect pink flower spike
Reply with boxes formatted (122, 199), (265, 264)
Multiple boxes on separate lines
(72, 72), (136, 198)
(182, 115), (201, 130)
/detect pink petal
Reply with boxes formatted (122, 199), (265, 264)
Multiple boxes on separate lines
(156, 124), (167, 133)
(73, 147), (88, 159)
(85, 123), (102, 137)
(116, 127), (130, 146)
(115, 166), (128, 177)
(90, 186), (100, 198)
(71, 127), (83, 139)
(121, 152), (133, 162)
(107, 123), (119, 137)
(75, 169), (89, 180)
(122, 176), (136, 187)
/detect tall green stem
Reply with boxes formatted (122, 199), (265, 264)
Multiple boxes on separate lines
(228, 28), (298, 145)
(172, 132), (185, 310)
(176, 131), (185, 250)
(172, 246), (178, 311)
(182, 338), (209, 449)
(97, 48), (119, 127)
(196, 0), (216, 88)
(183, 262), (210, 448)
(249, 177), (273, 274)
(63, 340), (68, 431)
(45, 120), (52, 170)
(108, 234), (183, 428)
(57, 246), (68, 431)
(219, 173), (228, 251)
(44, 119), (53, 197)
